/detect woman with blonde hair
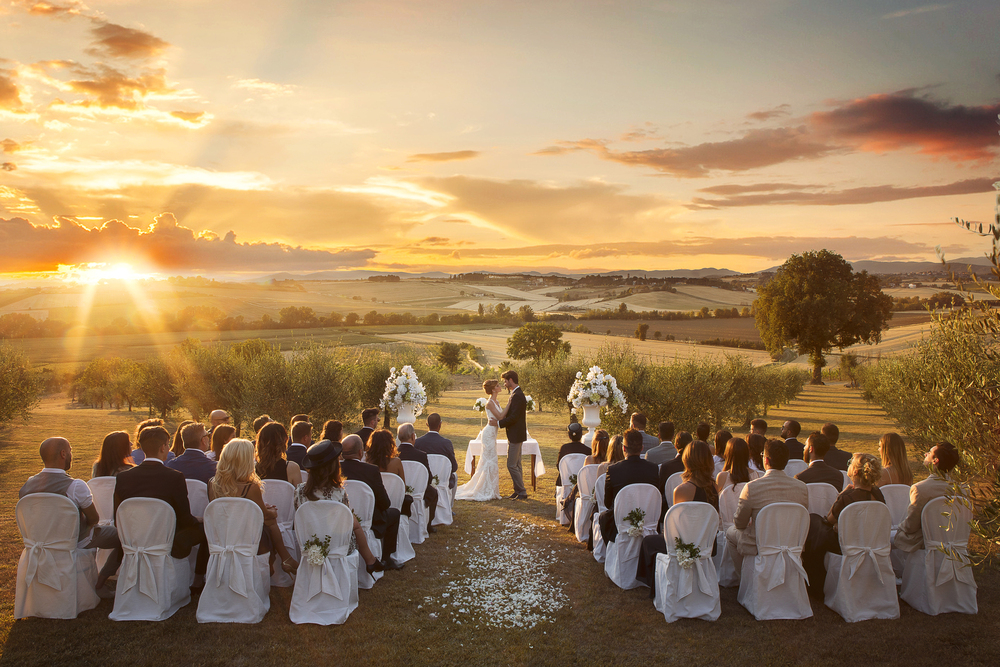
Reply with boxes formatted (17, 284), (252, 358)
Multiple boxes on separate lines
(210, 424), (236, 461)
(587, 430), (611, 475)
(608, 434), (626, 466)
(877, 432), (913, 486)
(208, 439), (297, 574)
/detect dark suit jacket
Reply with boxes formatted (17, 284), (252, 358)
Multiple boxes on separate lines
(341, 457), (391, 537)
(785, 438), (805, 460)
(166, 449), (217, 486)
(113, 461), (198, 534)
(826, 446), (852, 471)
(604, 455), (660, 511)
(398, 443), (433, 489)
(498, 387), (527, 443)
(658, 454), (685, 496)
(414, 432), (457, 474)
(556, 441), (591, 485)
(795, 460), (844, 491)
(286, 443), (307, 467)
(355, 427), (374, 448)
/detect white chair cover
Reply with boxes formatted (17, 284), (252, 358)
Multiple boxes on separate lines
(654, 502), (721, 622)
(15, 494), (99, 619)
(381, 472), (415, 563)
(574, 464), (600, 543)
(186, 479), (209, 521)
(881, 484), (910, 531)
(664, 472), (684, 506)
(784, 460), (808, 477)
(900, 496), (977, 615)
(604, 483), (661, 590)
(737, 502), (812, 620)
(807, 483), (839, 517)
(428, 454), (454, 526)
(196, 498), (270, 623)
(823, 501), (898, 622)
(87, 477), (117, 573)
(715, 482), (746, 588)
(592, 473), (607, 563)
(290, 501), (359, 625)
(110, 497), (192, 621)
(555, 454), (587, 525)
(842, 470), (851, 489)
(344, 480), (383, 589)
(300, 470), (309, 485)
(262, 479), (299, 588)
(402, 461), (429, 545)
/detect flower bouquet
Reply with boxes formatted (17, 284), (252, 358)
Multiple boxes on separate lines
(303, 534), (331, 566)
(380, 365), (427, 417)
(567, 365), (628, 414)
(524, 395), (537, 412)
(625, 507), (646, 538)
(674, 537), (701, 569)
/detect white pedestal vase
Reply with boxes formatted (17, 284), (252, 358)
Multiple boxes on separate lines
(581, 404), (601, 447)
(396, 403), (417, 426)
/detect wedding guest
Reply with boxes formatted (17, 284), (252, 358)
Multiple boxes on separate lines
(286, 420), (312, 467)
(695, 422), (711, 444)
(255, 422), (302, 487)
(822, 422), (852, 471)
(170, 420), (195, 457)
(747, 433), (767, 472)
(586, 430), (611, 474)
(92, 431), (135, 478)
(253, 414), (272, 434)
(644, 422), (676, 465)
(208, 439), (297, 575)
(781, 420), (805, 460)
(608, 434), (626, 467)
(712, 429), (732, 478)
(167, 422), (217, 485)
(795, 432), (844, 491)
(893, 442), (962, 555)
(396, 424), (438, 532)
(321, 419), (344, 443)
(631, 412), (659, 454)
(131, 418), (173, 464)
(209, 410), (230, 430)
(366, 429), (406, 482)
(750, 418), (768, 436)
(341, 434), (404, 570)
(415, 413), (458, 489)
(598, 429), (659, 543)
(556, 422), (591, 485)
(355, 408), (379, 447)
(715, 437), (759, 492)
(878, 432), (914, 487)
(210, 424), (236, 461)
(658, 431), (693, 507)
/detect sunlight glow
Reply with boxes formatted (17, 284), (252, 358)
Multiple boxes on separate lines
(57, 263), (156, 284)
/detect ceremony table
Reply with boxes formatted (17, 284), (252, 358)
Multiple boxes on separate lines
(464, 437), (546, 491)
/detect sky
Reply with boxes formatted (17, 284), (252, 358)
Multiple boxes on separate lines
(1, 0), (999, 278)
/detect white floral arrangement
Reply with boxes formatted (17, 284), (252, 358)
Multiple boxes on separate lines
(380, 365), (427, 416)
(524, 395), (537, 412)
(674, 537), (701, 569)
(431, 474), (440, 487)
(406, 484), (415, 494)
(473, 397), (488, 412)
(303, 534), (331, 566)
(567, 365), (628, 414)
(625, 507), (645, 538)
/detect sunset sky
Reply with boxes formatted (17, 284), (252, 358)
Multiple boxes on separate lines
(1, 0), (999, 277)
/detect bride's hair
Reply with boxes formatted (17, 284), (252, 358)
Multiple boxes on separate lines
(483, 379), (499, 395)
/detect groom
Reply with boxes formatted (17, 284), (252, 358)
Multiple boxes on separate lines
(498, 370), (528, 500)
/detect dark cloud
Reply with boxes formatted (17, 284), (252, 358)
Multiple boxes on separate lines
(0, 69), (24, 111)
(746, 104), (791, 122)
(88, 21), (170, 60)
(698, 182), (823, 195)
(0, 214), (377, 273)
(406, 150), (481, 162)
(62, 63), (171, 110)
(2, 162), (16, 171)
(2, 139), (23, 153)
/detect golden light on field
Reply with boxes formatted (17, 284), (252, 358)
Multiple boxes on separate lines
(57, 263), (156, 285)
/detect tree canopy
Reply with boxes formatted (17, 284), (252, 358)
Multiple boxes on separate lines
(754, 249), (892, 383)
(506, 322), (570, 361)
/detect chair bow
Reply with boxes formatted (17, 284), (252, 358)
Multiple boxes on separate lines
(757, 544), (808, 591)
(842, 543), (891, 584)
(120, 542), (172, 600)
(305, 542), (351, 601)
(208, 543), (257, 597)
(926, 539), (975, 586)
(667, 546), (715, 598)
(22, 538), (67, 591)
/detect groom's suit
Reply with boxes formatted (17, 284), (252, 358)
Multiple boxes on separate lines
(498, 386), (528, 497)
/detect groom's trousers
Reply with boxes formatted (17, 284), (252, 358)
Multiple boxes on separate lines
(507, 441), (527, 496)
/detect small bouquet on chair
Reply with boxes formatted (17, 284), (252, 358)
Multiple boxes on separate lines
(568, 474), (578, 487)
(303, 534), (332, 566)
(674, 537), (701, 569)
(431, 475), (440, 487)
(625, 508), (646, 537)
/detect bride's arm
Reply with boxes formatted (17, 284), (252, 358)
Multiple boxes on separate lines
(494, 398), (512, 420)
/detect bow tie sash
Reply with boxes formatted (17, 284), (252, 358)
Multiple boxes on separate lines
(305, 542), (352, 601)
(757, 544), (809, 591)
(926, 539), (975, 586)
(208, 543), (258, 597)
(22, 537), (72, 591)
(841, 543), (891, 584)
(120, 541), (172, 600)
(666, 543), (715, 598)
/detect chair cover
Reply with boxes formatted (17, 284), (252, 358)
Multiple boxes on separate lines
(186, 480), (209, 521)
(737, 502), (812, 620)
(15, 494), (100, 619)
(663, 472), (684, 506)
(87, 477), (117, 573)
(300, 470), (309, 485)
(381, 472), (415, 563)
(262, 479), (299, 588)
(196, 498), (270, 623)
(574, 464), (600, 543)
(900, 496), (977, 615)
(715, 482), (746, 588)
(592, 473), (607, 563)
(428, 454), (454, 526)
(555, 454), (587, 525)
(842, 471), (851, 489)
(290, 501), (359, 625)
(784, 460), (808, 477)
(604, 483), (662, 589)
(110, 497), (191, 621)
(402, 461), (429, 545)
(344, 480), (383, 589)
(654, 502), (721, 622)
(823, 501), (898, 622)
(807, 483), (838, 517)
(881, 484), (910, 531)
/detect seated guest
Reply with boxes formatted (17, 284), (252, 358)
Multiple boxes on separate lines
(253, 414), (273, 435)
(294, 440), (383, 574)
(747, 433), (766, 472)
(878, 432), (914, 487)
(598, 429), (659, 543)
(893, 442), (962, 557)
(781, 420), (805, 460)
(396, 424), (439, 532)
(210, 424), (236, 461)
(712, 429), (732, 478)
(170, 420), (195, 458)
(415, 413), (459, 489)
(286, 420), (313, 467)
(114, 426), (208, 589)
(802, 453), (884, 596)
(167, 422), (217, 485)
(209, 410), (230, 431)
(822, 422), (851, 471)
(750, 418), (767, 436)
(695, 422), (711, 445)
(208, 439), (297, 575)
(631, 412), (659, 454)
(795, 432), (844, 491)
(92, 431), (135, 478)
(130, 418), (174, 464)
(586, 430), (611, 474)
(657, 431), (693, 514)
(715, 437), (759, 492)
(20, 437), (122, 595)
(644, 421), (676, 466)
(366, 429), (413, 519)
(320, 419), (344, 444)
(355, 408), (379, 447)
(255, 422), (302, 487)
(341, 434), (404, 570)
(725, 439), (809, 573)
(607, 434), (626, 469)
(556, 422), (591, 485)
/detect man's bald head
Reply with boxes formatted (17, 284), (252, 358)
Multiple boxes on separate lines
(40, 437), (71, 469)
(209, 410), (230, 427)
(398, 423), (415, 443)
(342, 434), (363, 459)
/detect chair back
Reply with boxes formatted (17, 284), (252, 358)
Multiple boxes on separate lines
(558, 454), (587, 487)
(203, 498), (263, 553)
(186, 479), (209, 521)
(807, 483), (838, 517)
(664, 502), (720, 554)
(290, 500), (358, 624)
(116, 497), (177, 553)
(295, 500), (354, 552)
(921, 495), (972, 546)
(842, 470), (851, 489)
(880, 484), (910, 529)
(718, 484), (740, 529)
(613, 483), (661, 535)
(262, 479), (296, 524)
(87, 477), (116, 525)
(402, 461), (428, 498)
(198, 498), (267, 623)
(594, 473), (607, 512)
(827, 501), (898, 621)
(838, 501), (891, 552)
(427, 454), (451, 487)
(577, 465), (600, 499)
(300, 470), (309, 485)
(664, 472), (684, 504)
(784, 460), (807, 477)
(754, 502), (809, 552)
(344, 480), (375, 528)
(381, 472), (405, 510)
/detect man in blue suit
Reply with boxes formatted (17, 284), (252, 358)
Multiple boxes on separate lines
(167, 422), (217, 485)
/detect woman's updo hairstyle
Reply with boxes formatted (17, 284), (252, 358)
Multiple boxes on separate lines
(848, 452), (882, 487)
(483, 379), (500, 395)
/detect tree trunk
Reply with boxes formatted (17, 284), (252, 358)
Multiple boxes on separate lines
(810, 350), (825, 385)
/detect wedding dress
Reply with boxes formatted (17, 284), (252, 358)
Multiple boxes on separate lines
(455, 399), (502, 501)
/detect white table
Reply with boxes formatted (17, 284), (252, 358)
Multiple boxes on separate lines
(464, 437), (545, 491)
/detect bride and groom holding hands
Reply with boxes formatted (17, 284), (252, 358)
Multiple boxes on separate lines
(455, 370), (529, 502)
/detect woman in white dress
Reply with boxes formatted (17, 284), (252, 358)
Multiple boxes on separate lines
(456, 379), (507, 501)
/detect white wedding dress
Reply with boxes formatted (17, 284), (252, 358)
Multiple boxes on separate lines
(456, 399), (502, 501)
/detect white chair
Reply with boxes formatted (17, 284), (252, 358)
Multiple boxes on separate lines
(555, 454), (587, 525)
(715, 482), (747, 588)
(604, 483), (662, 590)
(737, 502), (812, 620)
(592, 473), (607, 563)
(807, 483), (839, 517)
(110, 497), (192, 621)
(290, 500), (359, 625)
(381, 472), (415, 563)
(402, 461), (429, 545)
(300, 470), (309, 485)
(823, 501), (898, 622)
(428, 454), (453, 526)
(14, 494), (100, 619)
(344, 480), (382, 589)
(87, 477), (117, 573)
(654, 502), (721, 623)
(262, 479), (299, 588)
(664, 472), (684, 506)
(574, 464), (600, 543)
(881, 484), (910, 534)
(784, 460), (808, 477)
(842, 470), (851, 489)
(186, 479), (209, 521)
(900, 496), (977, 615)
(196, 498), (270, 623)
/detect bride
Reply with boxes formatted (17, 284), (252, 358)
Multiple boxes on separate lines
(456, 379), (507, 501)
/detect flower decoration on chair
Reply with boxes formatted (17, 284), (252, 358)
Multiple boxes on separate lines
(673, 537), (701, 569)
(625, 508), (646, 537)
(568, 474), (578, 487)
(431, 475), (440, 487)
(380, 365), (427, 416)
(567, 365), (628, 414)
(303, 534), (332, 566)
(405, 485), (415, 494)
(524, 395), (537, 412)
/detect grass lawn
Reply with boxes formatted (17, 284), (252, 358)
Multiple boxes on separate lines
(2, 383), (998, 666)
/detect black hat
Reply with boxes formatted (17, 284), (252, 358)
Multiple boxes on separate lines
(567, 422), (584, 436)
(302, 439), (342, 469)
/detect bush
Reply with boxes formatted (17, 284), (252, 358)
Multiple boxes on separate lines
(0, 343), (41, 426)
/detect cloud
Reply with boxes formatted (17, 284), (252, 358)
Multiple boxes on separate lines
(2, 162), (16, 171)
(697, 182), (823, 195)
(18, 1), (85, 18)
(169, 110), (206, 123)
(2, 139), (23, 153)
(63, 63), (172, 110)
(406, 150), (481, 163)
(746, 104), (791, 122)
(882, 4), (951, 20)
(620, 124), (661, 142)
(0, 214), (377, 273)
(88, 21), (170, 60)
(0, 69), (24, 111)
(231, 78), (295, 97)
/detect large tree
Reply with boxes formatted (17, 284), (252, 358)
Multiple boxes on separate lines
(506, 322), (570, 361)
(754, 249), (892, 384)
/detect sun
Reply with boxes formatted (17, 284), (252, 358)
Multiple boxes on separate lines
(57, 262), (152, 284)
